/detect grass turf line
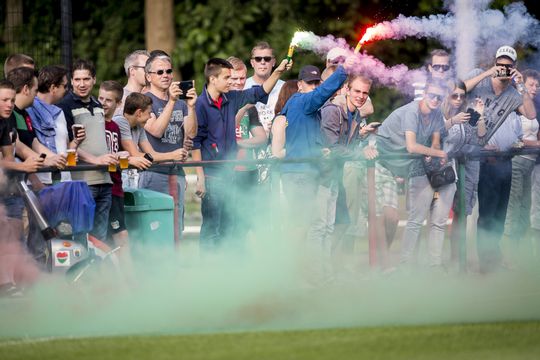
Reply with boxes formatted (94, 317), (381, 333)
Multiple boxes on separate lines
(0, 321), (539, 360)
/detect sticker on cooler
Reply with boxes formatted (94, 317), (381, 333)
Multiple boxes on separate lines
(150, 221), (160, 231)
(54, 251), (71, 267)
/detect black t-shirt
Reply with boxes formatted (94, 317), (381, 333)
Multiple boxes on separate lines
(11, 107), (36, 148)
(0, 117), (13, 147)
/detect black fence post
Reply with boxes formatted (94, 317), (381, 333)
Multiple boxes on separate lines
(61, 0), (73, 71)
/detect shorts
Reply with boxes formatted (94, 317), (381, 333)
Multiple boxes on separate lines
(375, 163), (398, 216)
(108, 195), (126, 235)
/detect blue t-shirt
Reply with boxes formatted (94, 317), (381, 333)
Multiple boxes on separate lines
(144, 92), (189, 175)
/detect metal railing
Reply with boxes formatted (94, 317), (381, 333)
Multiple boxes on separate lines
(4, 146), (540, 272)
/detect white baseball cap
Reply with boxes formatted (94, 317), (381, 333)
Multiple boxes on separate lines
(495, 46), (517, 62)
(326, 47), (348, 62)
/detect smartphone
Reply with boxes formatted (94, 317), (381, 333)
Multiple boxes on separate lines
(466, 108), (481, 126)
(369, 122), (382, 128)
(143, 153), (154, 162)
(178, 80), (194, 99)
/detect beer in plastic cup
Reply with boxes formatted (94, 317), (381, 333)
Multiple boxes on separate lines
(119, 151), (129, 169)
(66, 149), (77, 166)
(108, 163), (116, 172)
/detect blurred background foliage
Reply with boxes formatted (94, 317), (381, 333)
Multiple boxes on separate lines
(0, 0), (537, 119)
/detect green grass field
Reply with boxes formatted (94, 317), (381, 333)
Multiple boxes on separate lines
(1, 321), (539, 360)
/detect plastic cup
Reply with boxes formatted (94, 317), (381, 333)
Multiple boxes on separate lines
(119, 151), (129, 169)
(66, 149), (77, 166)
(108, 163), (116, 172)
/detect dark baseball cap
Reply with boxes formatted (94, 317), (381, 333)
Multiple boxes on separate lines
(298, 65), (321, 82)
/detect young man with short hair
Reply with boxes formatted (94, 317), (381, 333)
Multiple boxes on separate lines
(413, 49), (452, 101)
(193, 57), (291, 253)
(0, 79), (42, 297)
(375, 79), (453, 269)
(244, 42), (285, 134)
(3, 53), (35, 77)
(99, 80), (132, 253)
(226, 56), (267, 247)
(57, 59), (118, 243)
(114, 50), (150, 117)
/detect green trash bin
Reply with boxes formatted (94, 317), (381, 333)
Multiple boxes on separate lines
(123, 188), (175, 251)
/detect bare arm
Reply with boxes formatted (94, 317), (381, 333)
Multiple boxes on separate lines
(183, 87), (198, 139)
(192, 149), (206, 198)
(464, 66), (499, 92)
(238, 126), (267, 149)
(139, 140), (186, 162)
(518, 93), (537, 120)
(144, 84), (183, 138)
(405, 130), (446, 158)
(271, 115), (286, 159)
(262, 59), (292, 95)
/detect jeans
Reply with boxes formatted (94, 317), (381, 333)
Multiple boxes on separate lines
(477, 159), (512, 272)
(531, 164), (540, 230)
(342, 162), (368, 237)
(503, 156), (535, 241)
(308, 182), (338, 258)
(199, 176), (232, 253)
(400, 175), (456, 266)
(139, 171), (186, 241)
(230, 170), (259, 249)
(88, 184), (113, 242)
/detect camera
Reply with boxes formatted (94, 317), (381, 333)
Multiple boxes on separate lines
(178, 80), (194, 99)
(496, 67), (512, 77)
(466, 108), (481, 126)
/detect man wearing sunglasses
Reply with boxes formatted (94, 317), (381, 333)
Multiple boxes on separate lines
(463, 45), (536, 273)
(413, 49), (452, 101)
(373, 79), (452, 269)
(139, 54), (198, 243)
(244, 42), (284, 134)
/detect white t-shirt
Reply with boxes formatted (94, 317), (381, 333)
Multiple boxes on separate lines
(520, 115), (539, 161)
(244, 77), (284, 134)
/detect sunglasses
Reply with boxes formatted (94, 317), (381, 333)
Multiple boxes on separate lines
(252, 56), (273, 63)
(496, 63), (514, 69)
(305, 80), (321, 86)
(431, 64), (450, 72)
(426, 93), (443, 102)
(451, 93), (465, 100)
(148, 68), (173, 76)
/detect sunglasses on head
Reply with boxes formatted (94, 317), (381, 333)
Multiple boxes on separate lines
(451, 93), (465, 100)
(426, 92), (443, 101)
(252, 56), (273, 63)
(148, 68), (173, 76)
(431, 64), (450, 72)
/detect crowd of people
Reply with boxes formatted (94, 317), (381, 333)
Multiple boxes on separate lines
(1, 41), (540, 295)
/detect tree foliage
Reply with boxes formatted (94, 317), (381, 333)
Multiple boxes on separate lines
(0, 0), (536, 118)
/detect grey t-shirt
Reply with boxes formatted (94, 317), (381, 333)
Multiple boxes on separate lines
(377, 101), (445, 178)
(144, 92), (188, 175)
(113, 115), (148, 147)
(466, 68), (523, 145)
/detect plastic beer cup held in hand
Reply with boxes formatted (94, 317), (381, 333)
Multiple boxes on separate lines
(119, 151), (129, 169)
(66, 149), (77, 166)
